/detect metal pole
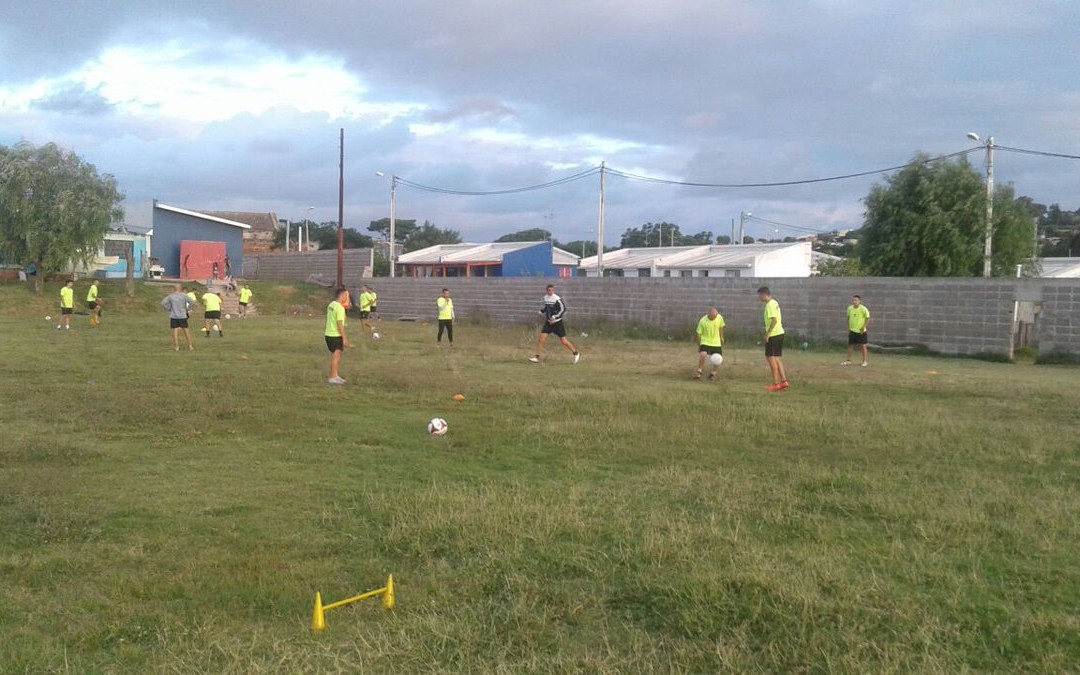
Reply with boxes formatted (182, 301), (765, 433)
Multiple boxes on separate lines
(389, 176), (397, 278)
(730, 218), (735, 245)
(286, 220), (291, 252)
(982, 137), (995, 277)
(597, 162), (605, 276)
(337, 128), (344, 287)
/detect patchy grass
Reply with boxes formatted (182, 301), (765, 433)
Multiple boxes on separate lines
(1, 282), (1078, 672)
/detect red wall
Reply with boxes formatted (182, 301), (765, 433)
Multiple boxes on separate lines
(180, 241), (227, 280)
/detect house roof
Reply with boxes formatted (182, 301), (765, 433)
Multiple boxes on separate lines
(201, 211), (279, 232)
(1038, 257), (1080, 278)
(154, 202), (251, 229)
(398, 241), (580, 266)
(579, 242), (807, 271)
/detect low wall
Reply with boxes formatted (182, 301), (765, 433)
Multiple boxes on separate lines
(365, 277), (1080, 358)
(243, 249), (373, 286)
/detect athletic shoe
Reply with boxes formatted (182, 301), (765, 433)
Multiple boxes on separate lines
(528, 356), (540, 363)
(708, 372), (716, 381)
(841, 360), (852, 366)
(766, 384), (781, 392)
(573, 352), (580, 364)
(777, 381), (790, 390)
(174, 346), (180, 352)
(327, 376), (346, 385)
(65, 325), (70, 330)
(372, 332), (381, 340)
(218, 330), (224, 337)
(693, 370), (702, 380)
(56, 325), (61, 330)
(861, 362), (868, 367)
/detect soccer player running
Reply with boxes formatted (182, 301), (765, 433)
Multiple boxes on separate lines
(58, 279), (75, 330)
(758, 287), (788, 391)
(238, 284), (253, 318)
(358, 285), (380, 339)
(842, 294), (872, 367)
(86, 279), (102, 326)
(369, 287), (380, 321)
(325, 287), (352, 385)
(161, 284), (196, 351)
(694, 307), (725, 381)
(202, 288), (224, 337)
(436, 288), (454, 346)
(529, 284), (580, 364)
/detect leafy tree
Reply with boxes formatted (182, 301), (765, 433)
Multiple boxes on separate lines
(368, 217), (418, 245)
(273, 221), (372, 250)
(0, 141), (123, 292)
(815, 257), (866, 277)
(742, 235), (755, 244)
(496, 228), (552, 243)
(556, 239), (599, 258)
(715, 235), (732, 245)
(404, 221), (462, 252)
(859, 154), (1036, 276)
(372, 253), (391, 277)
(619, 222), (713, 248)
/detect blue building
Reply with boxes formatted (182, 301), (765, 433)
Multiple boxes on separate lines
(397, 241), (579, 278)
(151, 201), (249, 278)
(97, 228), (151, 279)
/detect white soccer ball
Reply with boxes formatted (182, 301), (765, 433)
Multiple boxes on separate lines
(225, 313), (231, 320)
(709, 353), (724, 366)
(427, 417), (448, 436)
(373, 332), (381, 340)
(45, 315), (52, 321)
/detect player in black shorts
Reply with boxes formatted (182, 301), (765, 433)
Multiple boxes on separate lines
(529, 284), (580, 364)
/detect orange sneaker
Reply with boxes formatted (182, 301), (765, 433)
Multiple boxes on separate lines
(777, 381), (790, 390)
(766, 384), (781, 392)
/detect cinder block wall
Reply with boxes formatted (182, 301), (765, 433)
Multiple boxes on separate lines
(351, 277), (1080, 357)
(244, 250), (373, 287)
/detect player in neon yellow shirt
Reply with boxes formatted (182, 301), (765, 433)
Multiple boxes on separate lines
(758, 286), (788, 391)
(238, 285), (253, 318)
(202, 289), (223, 337)
(86, 279), (102, 326)
(693, 307), (725, 381)
(843, 295), (872, 367)
(436, 288), (454, 346)
(58, 279), (75, 330)
(358, 285), (380, 339)
(325, 287), (352, 385)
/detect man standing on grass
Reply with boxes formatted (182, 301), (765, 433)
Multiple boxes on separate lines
(358, 285), (380, 339)
(529, 284), (580, 364)
(758, 286), (788, 391)
(436, 287), (454, 346)
(842, 295), (872, 367)
(238, 284), (253, 318)
(86, 279), (102, 327)
(325, 287), (351, 385)
(693, 307), (725, 381)
(58, 279), (75, 330)
(202, 288), (223, 337)
(161, 284), (195, 351)
(369, 286), (380, 321)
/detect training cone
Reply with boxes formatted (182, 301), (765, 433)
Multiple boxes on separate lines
(453, 393), (465, 401)
(383, 575), (396, 610)
(312, 592), (326, 631)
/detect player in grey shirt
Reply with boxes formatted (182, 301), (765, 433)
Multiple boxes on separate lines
(161, 284), (196, 351)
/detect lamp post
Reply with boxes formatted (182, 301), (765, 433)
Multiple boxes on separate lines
(375, 172), (398, 277)
(305, 206), (314, 251)
(967, 132), (995, 277)
(739, 211), (751, 245)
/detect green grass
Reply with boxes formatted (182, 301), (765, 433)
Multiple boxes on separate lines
(2, 281), (1079, 673)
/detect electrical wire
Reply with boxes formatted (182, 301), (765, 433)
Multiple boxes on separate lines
(996, 146), (1080, 161)
(744, 214), (827, 235)
(396, 166), (599, 196)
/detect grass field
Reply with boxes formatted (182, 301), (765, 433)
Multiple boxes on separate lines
(2, 281), (1079, 673)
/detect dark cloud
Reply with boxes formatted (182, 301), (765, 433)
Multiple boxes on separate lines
(31, 83), (114, 116)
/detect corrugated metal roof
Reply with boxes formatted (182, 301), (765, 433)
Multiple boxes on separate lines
(1038, 257), (1080, 278)
(398, 241), (579, 265)
(155, 203), (252, 229)
(580, 243), (804, 270)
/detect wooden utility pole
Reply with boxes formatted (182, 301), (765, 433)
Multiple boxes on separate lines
(337, 128), (345, 287)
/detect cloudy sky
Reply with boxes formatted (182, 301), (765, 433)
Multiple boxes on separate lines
(1, 1), (1078, 244)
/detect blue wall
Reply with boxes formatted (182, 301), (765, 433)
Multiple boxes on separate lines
(152, 204), (245, 277)
(100, 237), (149, 279)
(501, 242), (569, 278)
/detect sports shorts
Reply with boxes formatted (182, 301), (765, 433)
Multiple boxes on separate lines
(541, 320), (567, 338)
(765, 334), (784, 357)
(239, 301), (248, 307)
(698, 344), (723, 355)
(61, 307), (73, 315)
(205, 310), (221, 320)
(359, 311), (371, 319)
(170, 318), (189, 329)
(325, 336), (344, 353)
(87, 301), (97, 310)
(848, 331), (868, 345)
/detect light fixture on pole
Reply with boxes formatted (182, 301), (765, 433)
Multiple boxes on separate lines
(375, 172), (398, 278)
(967, 132), (995, 277)
(739, 211), (751, 245)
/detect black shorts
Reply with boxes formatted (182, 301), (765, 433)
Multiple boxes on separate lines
(848, 331), (868, 345)
(370, 306), (378, 313)
(87, 301), (97, 310)
(61, 307), (73, 315)
(239, 301), (248, 307)
(765, 334), (785, 357)
(541, 320), (567, 338)
(171, 318), (189, 329)
(698, 344), (723, 356)
(205, 310), (221, 320)
(325, 336), (344, 353)
(359, 311), (371, 319)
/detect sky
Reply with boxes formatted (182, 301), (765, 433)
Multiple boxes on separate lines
(1, 0), (1078, 245)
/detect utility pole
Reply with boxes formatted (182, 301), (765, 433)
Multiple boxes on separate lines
(596, 161), (606, 276)
(968, 133), (995, 277)
(739, 211), (751, 245)
(730, 218), (735, 245)
(336, 128), (344, 287)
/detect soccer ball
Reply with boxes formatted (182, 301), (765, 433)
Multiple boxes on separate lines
(709, 353), (724, 366)
(45, 315), (52, 321)
(373, 332), (381, 340)
(427, 417), (448, 436)
(225, 313), (231, 320)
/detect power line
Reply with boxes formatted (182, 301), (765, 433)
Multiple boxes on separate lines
(744, 214), (826, 235)
(396, 167), (599, 196)
(996, 145), (1080, 161)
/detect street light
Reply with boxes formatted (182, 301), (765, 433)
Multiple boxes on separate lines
(375, 172), (398, 277)
(967, 132), (995, 277)
(739, 211), (752, 245)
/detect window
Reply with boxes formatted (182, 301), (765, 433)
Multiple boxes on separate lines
(662, 270), (671, 277)
(699, 270), (710, 278)
(603, 268), (623, 277)
(637, 268), (651, 277)
(724, 269), (741, 277)
(679, 270), (692, 278)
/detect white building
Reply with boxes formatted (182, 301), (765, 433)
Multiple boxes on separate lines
(578, 242), (813, 278)
(1037, 257), (1080, 278)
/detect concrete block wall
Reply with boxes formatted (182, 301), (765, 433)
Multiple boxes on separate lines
(244, 249), (373, 287)
(355, 277), (1080, 357)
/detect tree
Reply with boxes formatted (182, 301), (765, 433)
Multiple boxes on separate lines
(274, 221), (373, 250)
(815, 257), (865, 276)
(556, 239), (599, 258)
(368, 217), (418, 245)
(715, 235), (732, 245)
(859, 154), (1035, 276)
(0, 141), (124, 292)
(404, 220), (462, 252)
(619, 222), (713, 248)
(496, 228), (551, 243)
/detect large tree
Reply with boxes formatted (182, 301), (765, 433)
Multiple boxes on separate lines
(368, 217), (418, 245)
(859, 154), (1035, 276)
(0, 142), (123, 291)
(273, 221), (372, 250)
(496, 228), (552, 243)
(619, 222), (714, 248)
(404, 221), (462, 252)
